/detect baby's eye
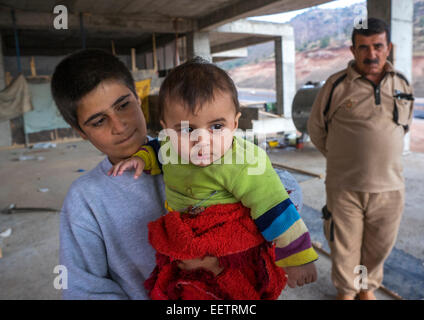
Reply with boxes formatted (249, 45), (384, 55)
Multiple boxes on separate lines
(180, 127), (193, 134)
(211, 124), (223, 131)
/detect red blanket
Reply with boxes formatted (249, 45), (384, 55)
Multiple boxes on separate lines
(145, 202), (286, 300)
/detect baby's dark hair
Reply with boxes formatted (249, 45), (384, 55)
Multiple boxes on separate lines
(158, 57), (240, 120)
(51, 49), (137, 131)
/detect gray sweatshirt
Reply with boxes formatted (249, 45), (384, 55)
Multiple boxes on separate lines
(59, 157), (166, 299)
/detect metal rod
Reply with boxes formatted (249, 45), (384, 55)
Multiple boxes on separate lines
(11, 10), (21, 73)
(79, 12), (86, 49)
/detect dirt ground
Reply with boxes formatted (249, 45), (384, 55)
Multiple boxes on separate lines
(411, 118), (424, 153)
(0, 131), (422, 299)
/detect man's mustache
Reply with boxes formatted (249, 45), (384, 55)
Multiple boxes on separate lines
(363, 58), (379, 65)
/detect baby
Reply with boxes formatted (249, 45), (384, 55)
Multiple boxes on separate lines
(110, 57), (318, 299)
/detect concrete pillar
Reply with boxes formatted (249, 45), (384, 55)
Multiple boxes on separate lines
(274, 35), (296, 118)
(0, 33), (5, 90)
(0, 32), (12, 147)
(186, 32), (212, 62)
(367, 0), (414, 152)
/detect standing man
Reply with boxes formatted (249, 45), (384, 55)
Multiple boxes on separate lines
(307, 18), (414, 300)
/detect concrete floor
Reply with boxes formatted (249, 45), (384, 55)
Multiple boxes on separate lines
(0, 139), (422, 300)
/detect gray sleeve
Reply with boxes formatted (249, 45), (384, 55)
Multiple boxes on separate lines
(59, 190), (128, 300)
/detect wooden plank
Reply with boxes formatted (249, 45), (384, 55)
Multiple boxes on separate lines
(152, 33), (158, 72)
(272, 162), (324, 179)
(30, 56), (37, 77)
(131, 48), (137, 71)
(111, 40), (116, 55)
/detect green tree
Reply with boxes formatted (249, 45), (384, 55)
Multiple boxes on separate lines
(320, 36), (330, 48)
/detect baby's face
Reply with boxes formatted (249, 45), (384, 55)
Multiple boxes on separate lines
(161, 91), (241, 166)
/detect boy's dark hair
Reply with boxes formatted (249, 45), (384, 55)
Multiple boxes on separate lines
(352, 17), (391, 47)
(158, 57), (240, 120)
(51, 49), (137, 131)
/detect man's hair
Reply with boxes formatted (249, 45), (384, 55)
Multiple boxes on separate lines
(352, 17), (391, 47)
(158, 57), (240, 120)
(51, 49), (137, 131)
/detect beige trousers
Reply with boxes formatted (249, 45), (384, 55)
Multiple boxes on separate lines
(324, 187), (404, 296)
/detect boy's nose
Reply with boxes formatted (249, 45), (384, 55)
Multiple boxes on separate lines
(111, 116), (127, 135)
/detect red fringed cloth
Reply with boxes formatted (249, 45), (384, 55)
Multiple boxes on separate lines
(144, 202), (287, 300)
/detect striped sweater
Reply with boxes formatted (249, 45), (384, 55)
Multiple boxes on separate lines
(135, 136), (318, 267)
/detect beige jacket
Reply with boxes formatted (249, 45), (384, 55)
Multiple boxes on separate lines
(307, 60), (414, 192)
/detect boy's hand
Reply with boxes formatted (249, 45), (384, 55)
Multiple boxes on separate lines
(107, 157), (145, 179)
(283, 262), (317, 288)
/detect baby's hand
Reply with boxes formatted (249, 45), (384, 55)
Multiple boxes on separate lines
(177, 256), (223, 276)
(283, 262), (317, 288)
(107, 157), (145, 179)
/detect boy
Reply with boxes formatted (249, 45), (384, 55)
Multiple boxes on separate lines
(51, 49), (166, 299)
(111, 58), (318, 299)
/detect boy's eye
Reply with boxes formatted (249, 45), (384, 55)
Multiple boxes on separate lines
(118, 101), (130, 110)
(92, 118), (105, 127)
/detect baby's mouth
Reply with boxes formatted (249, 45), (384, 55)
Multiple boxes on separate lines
(196, 152), (211, 160)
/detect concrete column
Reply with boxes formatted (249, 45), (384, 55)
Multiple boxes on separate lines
(0, 32), (12, 147)
(186, 32), (212, 62)
(274, 34), (296, 118)
(0, 33), (5, 90)
(367, 0), (414, 152)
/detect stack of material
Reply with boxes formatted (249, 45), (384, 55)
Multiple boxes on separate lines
(0, 74), (33, 123)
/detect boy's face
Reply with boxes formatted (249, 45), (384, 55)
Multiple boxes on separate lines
(160, 90), (241, 167)
(76, 80), (147, 165)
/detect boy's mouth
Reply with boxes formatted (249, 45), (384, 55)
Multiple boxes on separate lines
(116, 129), (136, 145)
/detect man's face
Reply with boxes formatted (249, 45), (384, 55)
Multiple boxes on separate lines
(160, 90), (241, 167)
(76, 80), (147, 165)
(350, 32), (392, 78)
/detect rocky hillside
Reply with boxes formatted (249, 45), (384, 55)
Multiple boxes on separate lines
(219, 0), (424, 96)
(414, 0), (424, 54)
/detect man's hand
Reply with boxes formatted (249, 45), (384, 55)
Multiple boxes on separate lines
(283, 262), (317, 288)
(177, 256), (224, 276)
(107, 157), (145, 179)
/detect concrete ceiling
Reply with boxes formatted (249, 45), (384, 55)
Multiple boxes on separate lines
(0, 0), (332, 56)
